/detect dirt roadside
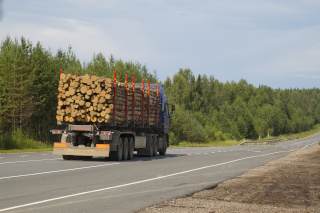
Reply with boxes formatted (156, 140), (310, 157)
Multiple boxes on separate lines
(139, 144), (320, 213)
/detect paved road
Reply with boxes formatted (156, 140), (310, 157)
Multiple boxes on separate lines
(0, 133), (319, 213)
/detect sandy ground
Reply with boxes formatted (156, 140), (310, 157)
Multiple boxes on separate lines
(139, 144), (320, 213)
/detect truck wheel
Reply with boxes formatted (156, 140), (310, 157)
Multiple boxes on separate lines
(148, 139), (154, 157)
(128, 137), (134, 160)
(153, 137), (158, 156)
(122, 137), (128, 161)
(63, 155), (73, 160)
(111, 141), (123, 161)
(81, 156), (93, 160)
(159, 136), (167, 155)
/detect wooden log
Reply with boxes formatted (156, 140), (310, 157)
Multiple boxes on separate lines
(100, 90), (106, 97)
(91, 76), (98, 82)
(91, 116), (97, 122)
(94, 86), (102, 94)
(80, 86), (87, 94)
(86, 89), (93, 96)
(79, 100), (85, 106)
(99, 97), (106, 104)
(85, 115), (91, 123)
(98, 117), (104, 123)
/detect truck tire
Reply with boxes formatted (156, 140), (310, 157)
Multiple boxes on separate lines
(63, 155), (73, 160)
(111, 141), (123, 161)
(153, 136), (158, 156)
(128, 137), (134, 160)
(148, 139), (154, 157)
(122, 137), (128, 161)
(159, 135), (167, 155)
(81, 156), (93, 160)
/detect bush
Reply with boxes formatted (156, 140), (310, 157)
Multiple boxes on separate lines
(0, 129), (39, 150)
(169, 132), (179, 145)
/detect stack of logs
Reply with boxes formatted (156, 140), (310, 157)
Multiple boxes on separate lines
(56, 73), (159, 126)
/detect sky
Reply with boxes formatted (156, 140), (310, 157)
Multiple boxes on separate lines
(1, 0), (320, 89)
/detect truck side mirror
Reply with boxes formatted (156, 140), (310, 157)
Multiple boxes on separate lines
(171, 104), (175, 115)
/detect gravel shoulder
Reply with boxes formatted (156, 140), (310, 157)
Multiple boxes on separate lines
(139, 144), (320, 212)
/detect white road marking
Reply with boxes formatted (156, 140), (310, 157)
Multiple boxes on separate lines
(41, 154), (48, 156)
(0, 159), (60, 165)
(0, 163), (119, 180)
(20, 155), (28, 158)
(0, 147), (307, 212)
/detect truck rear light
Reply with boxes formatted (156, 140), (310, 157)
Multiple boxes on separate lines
(101, 131), (111, 135)
(51, 130), (63, 134)
(54, 142), (68, 148)
(96, 144), (110, 149)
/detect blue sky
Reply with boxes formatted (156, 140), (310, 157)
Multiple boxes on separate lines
(1, 0), (320, 89)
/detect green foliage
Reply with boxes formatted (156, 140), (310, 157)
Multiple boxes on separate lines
(166, 69), (320, 143)
(0, 129), (40, 150)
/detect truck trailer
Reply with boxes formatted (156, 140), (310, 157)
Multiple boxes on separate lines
(51, 71), (174, 161)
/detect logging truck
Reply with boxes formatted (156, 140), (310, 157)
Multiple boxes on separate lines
(51, 71), (174, 161)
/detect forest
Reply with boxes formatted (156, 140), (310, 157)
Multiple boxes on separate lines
(1, 36), (320, 149)
(165, 69), (320, 144)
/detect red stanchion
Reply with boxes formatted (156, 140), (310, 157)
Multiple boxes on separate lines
(125, 74), (128, 122)
(113, 71), (116, 123)
(147, 81), (150, 124)
(156, 83), (159, 125)
(132, 76), (135, 124)
(142, 80), (144, 125)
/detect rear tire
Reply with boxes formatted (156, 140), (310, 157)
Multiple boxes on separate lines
(159, 136), (167, 155)
(122, 137), (128, 161)
(62, 155), (73, 160)
(111, 140), (123, 161)
(128, 137), (134, 160)
(81, 156), (93, 160)
(153, 137), (158, 156)
(148, 139), (154, 157)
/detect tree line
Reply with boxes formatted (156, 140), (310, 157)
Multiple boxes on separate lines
(165, 68), (320, 144)
(1, 36), (320, 149)
(0, 36), (157, 149)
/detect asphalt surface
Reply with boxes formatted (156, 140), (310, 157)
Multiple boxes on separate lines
(0, 133), (319, 213)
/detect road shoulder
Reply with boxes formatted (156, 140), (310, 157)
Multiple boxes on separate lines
(139, 144), (320, 212)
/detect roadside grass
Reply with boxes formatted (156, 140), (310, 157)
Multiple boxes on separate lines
(0, 129), (53, 153)
(0, 146), (53, 153)
(175, 140), (241, 147)
(172, 123), (320, 147)
(276, 123), (320, 140)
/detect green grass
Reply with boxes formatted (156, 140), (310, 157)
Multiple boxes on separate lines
(172, 123), (320, 147)
(0, 128), (53, 153)
(276, 123), (320, 140)
(0, 147), (53, 153)
(173, 140), (242, 147)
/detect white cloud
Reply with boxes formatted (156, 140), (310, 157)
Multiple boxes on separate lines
(296, 74), (320, 79)
(1, 0), (320, 88)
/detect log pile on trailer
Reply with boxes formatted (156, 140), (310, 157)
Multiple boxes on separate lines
(56, 72), (159, 126)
